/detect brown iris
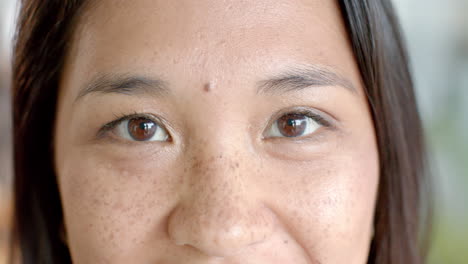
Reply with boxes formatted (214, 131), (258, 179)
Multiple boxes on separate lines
(127, 117), (157, 141)
(277, 114), (308, 137)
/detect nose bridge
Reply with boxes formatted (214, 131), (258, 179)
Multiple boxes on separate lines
(184, 145), (246, 214)
(167, 143), (276, 257)
(180, 103), (251, 194)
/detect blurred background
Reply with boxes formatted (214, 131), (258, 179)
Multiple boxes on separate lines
(0, 0), (467, 263)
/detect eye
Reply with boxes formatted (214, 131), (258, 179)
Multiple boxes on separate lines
(105, 115), (170, 142)
(264, 112), (324, 138)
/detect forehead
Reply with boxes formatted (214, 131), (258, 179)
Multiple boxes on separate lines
(64, 0), (360, 95)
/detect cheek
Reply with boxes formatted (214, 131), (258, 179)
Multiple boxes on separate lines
(56, 148), (179, 261)
(263, 143), (379, 263)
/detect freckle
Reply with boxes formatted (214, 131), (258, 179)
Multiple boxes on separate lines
(192, 160), (202, 170)
(189, 178), (197, 187)
(284, 240), (289, 244)
(112, 201), (123, 210)
(197, 32), (206, 40)
(92, 198), (101, 206)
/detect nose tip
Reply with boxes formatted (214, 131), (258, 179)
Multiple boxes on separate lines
(167, 200), (276, 257)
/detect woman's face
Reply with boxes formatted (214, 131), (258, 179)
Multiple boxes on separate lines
(54, 0), (379, 263)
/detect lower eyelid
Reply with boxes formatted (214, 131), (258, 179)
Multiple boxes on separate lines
(265, 126), (332, 144)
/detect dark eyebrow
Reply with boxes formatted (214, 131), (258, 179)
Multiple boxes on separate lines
(75, 73), (169, 102)
(256, 65), (357, 95)
(75, 65), (356, 103)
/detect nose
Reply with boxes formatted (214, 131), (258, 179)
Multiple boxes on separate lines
(167, 151), (276, 257)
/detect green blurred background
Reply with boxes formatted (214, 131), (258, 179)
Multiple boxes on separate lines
(393, 0), (468, 263)
(1, 0), (467, 263)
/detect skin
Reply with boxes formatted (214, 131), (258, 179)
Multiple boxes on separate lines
(54, 0), (379, 263)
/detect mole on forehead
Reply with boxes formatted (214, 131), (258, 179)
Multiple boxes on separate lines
(203, 82), (213, 92)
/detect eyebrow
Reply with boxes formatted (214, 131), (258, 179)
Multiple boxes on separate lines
(75, 65), (357, 102)
(75, 73), (169, 103)
(256, 64), (357, 95)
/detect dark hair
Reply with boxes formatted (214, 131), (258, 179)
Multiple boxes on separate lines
(10, 0), (431, 263)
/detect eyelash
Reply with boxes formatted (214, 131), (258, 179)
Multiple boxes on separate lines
(97, 108), (332, 141)
(278, 108), (331, 127)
